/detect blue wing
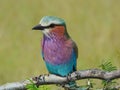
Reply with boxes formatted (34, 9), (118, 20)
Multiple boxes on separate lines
(72, 41), (78, 71)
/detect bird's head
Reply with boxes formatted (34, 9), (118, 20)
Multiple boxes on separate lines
(32, 16), (69, 38)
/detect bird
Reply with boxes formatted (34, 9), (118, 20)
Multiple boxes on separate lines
(32, 16), (78, 88)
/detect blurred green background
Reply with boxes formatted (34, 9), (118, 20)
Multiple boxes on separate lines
(0, 0), (120, 89)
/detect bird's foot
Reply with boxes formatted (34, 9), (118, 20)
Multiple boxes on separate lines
(32, 74), (50, 87)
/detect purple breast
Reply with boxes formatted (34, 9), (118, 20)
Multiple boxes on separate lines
(42, 36), (73, 65)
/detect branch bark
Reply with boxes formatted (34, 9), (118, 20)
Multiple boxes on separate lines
(0, 69), (120, 90)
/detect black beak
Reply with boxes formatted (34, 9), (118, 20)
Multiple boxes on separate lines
(32, 24), (44, 30)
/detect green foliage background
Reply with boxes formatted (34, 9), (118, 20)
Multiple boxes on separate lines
(0, 0), (120, 89)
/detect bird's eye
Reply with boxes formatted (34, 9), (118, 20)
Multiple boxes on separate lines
(49, 24), (55, 28)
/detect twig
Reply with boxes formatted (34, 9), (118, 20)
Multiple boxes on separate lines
(0, 69), (120, 90)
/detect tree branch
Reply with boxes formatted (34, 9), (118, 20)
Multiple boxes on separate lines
(0, 69), (120, 90)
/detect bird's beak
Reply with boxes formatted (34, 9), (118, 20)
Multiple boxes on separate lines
(32, 24), (44, 30)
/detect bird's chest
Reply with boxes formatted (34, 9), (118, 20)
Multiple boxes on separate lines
(42, 38), (73, 65)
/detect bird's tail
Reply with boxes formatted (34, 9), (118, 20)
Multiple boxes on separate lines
(64, 81), (79, 90)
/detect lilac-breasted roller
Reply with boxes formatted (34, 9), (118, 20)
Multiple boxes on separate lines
(32, 16), (78, 78)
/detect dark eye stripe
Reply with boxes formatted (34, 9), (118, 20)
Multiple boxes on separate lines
(41, 24), (62, 30)
(49, 23), (55, 28)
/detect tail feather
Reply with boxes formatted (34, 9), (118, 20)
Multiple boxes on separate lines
(57, 81), (82, 90)
(64, 81), (78, 90)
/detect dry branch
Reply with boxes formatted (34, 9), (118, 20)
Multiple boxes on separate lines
(0, 69), (120, 90)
